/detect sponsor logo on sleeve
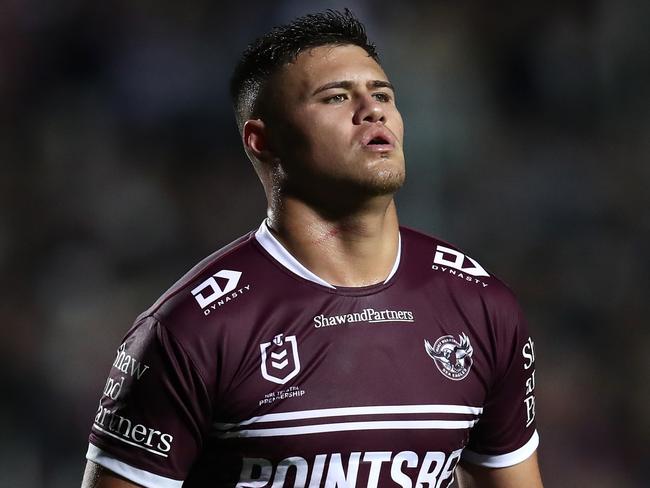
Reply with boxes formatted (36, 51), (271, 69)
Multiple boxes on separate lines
(93, 402), (174, 457)
(260, 333), (301, 385)
(191, 269), (252, 316)
(103, 343), (150, 400)
(94, 343), (175, 457)
(425, 333), (474, 381)
(432, 245), (489, 287)
(522, 337), (536, 427)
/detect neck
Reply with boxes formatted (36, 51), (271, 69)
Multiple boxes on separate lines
(266, 194), (400, 287)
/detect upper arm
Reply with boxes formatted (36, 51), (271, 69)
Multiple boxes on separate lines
(81, 461), (143, 488)
(456, 451), (544, 488)
(463, 296), (540, 470)
(84, 316), (212, 486)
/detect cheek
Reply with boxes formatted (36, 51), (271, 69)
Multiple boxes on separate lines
(391, 111), (405, 141)
(274, 113), (311, 154)
(275, 121), (332, 168)
(302, 112), (349, 149)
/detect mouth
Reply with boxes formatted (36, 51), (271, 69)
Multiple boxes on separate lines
(361, 127), (396, 152)
(368, 136), (389, 145)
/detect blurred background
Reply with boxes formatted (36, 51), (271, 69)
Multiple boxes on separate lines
(1, 0), (648, 486)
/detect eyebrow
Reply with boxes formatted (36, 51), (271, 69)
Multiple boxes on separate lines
(312, 80), (396, 96)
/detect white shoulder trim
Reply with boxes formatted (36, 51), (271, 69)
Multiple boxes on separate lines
(255, 220), (401, 288)
(86, 444), (182, 488)
(461, 430), (539, 468)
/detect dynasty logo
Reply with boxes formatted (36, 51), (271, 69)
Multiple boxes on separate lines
(432, 245), (489, 287)
(191, 269), (251, 316)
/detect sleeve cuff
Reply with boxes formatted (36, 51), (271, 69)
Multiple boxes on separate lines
(462, 430), (539, 468)
(86, 443), (183, 488)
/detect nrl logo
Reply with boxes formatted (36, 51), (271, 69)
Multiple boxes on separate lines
(260, 334), (301, 385)
(425, 333), (474, 381)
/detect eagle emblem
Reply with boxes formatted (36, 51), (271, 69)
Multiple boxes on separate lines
(425, 333), (474, 380)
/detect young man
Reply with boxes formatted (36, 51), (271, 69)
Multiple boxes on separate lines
(82, 10), (543, 488)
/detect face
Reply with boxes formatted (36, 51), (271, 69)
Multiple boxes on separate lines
(264, 44), (405, 201)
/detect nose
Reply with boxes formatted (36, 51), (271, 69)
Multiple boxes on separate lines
(353, 94), (386, 125)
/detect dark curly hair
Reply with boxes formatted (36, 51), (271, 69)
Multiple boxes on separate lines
(230, 9), (379, 132)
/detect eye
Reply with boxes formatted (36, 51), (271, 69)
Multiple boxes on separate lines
(324, 93), (348, 104)
(372, 92), (392, 103)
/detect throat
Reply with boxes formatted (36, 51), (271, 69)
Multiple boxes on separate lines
(266, 202), (401, 288)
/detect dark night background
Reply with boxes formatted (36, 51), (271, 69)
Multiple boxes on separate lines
(1, 0), (647, 486)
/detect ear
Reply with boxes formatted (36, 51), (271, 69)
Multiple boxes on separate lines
(243, 119), (275, 163)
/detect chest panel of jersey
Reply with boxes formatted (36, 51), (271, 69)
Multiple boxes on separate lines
(182, 243), (495, 487)
(87, 227), (537, 488)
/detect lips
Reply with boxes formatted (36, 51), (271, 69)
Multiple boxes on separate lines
(368, 136), (389, 145)
(360, 126), (396, 151)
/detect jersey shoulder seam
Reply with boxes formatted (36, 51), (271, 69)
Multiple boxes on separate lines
(147, 314), (214, 422)
(142, 230), (256, 318)
(400, 225), (519, 295)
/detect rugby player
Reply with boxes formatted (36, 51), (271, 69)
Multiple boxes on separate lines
(81, 9), (543, 488)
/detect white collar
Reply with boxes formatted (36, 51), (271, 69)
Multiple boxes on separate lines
(254, 220), (401, 289)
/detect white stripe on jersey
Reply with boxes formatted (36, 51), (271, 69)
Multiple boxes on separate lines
(213, 404), (483, 438)
(214, 404), (483, 430)
(216, 419), (480, 439)
(86, 444), (182, 488)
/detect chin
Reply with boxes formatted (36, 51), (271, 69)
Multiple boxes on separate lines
(364, 169), (406, 196)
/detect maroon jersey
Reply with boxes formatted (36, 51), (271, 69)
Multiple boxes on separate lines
(87, 221), (539, 488)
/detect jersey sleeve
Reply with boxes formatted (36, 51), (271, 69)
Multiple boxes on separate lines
(87, 315), (213, 487)
(462, 300), (539, 468)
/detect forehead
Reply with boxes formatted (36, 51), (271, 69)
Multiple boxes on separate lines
(275, 44), (389, 97)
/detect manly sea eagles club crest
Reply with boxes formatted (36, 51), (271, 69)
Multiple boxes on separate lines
(260, 334), (301, 385)
(425, 333), (474, 380)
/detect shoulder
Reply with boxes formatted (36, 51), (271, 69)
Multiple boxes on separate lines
(401, 227), (532, 383)
(117, 228), (272, 389)
(124, 229), (264, 356)
(399, 225), (523, 318)
(144, 230), (257, 318)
